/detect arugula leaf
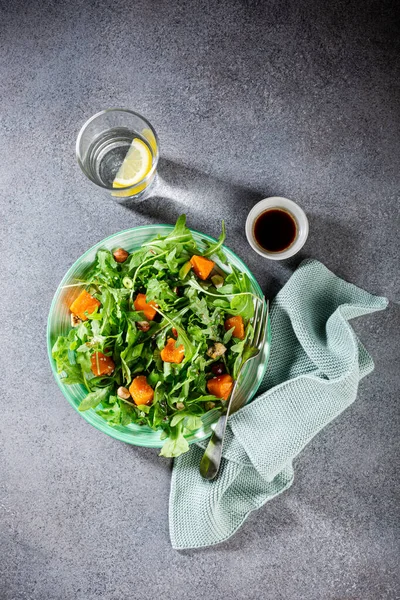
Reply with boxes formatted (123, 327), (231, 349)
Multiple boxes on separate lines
(203, 221), (227, 262)
(142, 215), (194, 252)
(120, 323), (141, 382)
(229, 272), (254, 319)
(96, 403), (121, 425)
(146, 278), (177, 308)
(120, 401), (138, 426)
(128, 249), (147, 270)
(170, 413), (186, 427)
(166, 248), (179, 272)
(188, 295), (210, 323)
(223, 326), (235, 344)
(78, 387), (111, 411)
(96, 250), (120, 285)
(163, 214), (193, 246)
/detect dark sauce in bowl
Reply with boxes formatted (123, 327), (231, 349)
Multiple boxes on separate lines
(253, 208), (297, 253)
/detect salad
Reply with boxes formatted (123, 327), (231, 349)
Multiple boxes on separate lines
(52, 215), (259, 457)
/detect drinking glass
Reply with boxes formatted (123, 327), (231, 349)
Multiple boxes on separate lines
(76, 108), (159, 199)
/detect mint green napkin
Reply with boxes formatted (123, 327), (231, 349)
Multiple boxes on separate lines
(169, 259), (388, 550)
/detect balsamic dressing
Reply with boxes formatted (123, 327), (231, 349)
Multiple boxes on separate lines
(253, 208), (297, 252)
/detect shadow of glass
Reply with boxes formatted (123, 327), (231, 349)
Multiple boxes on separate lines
(117, 180), (364, 306)
(118, 157), (269, 245)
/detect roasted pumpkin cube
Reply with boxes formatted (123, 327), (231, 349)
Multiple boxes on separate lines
(129, 375), (154, 406)
(224, 315), (245, 340)
(70, 290), (101, 321)
(90, 352), (115, 376)
(160, 337), (185, 364)
(206, 374), (234, 400)
(133, 293), (158, 321)
(189, 255), (215, 280)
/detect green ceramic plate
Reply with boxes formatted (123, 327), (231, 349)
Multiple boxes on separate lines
(47, 225), (271, 447)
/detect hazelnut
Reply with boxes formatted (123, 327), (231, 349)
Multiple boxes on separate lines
(206, 342), (227, 360)
(71, 313), (82, 327)
(176, 402), (185, 410)
(137, 320), (150, 332)
(113, 248), (129, 263)
(211, 275), (224, 289)
(117, 386), (131, 400)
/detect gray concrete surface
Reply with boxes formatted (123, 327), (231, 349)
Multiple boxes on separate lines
(1, 0), (399, 598)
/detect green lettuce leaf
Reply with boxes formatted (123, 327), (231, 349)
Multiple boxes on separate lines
(78, 386), (111, 411)
(159, 422), (190, 457)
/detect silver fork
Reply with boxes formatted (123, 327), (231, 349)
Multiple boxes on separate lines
(199, 298), (269, 480)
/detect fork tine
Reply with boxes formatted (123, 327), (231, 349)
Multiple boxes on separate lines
(254, 298), (267, 348)
(251, 297), (265, 346)
(255, 299), (268, 349)
(250, 298), (262, 345)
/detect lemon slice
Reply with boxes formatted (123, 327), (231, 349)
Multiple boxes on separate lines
(141, 128), (158, 154)
(113, 138), (152, 189)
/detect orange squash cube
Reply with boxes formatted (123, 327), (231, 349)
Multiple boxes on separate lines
(189, 255), (215, 280)
(90, 352), (115, 376)
(133, 293), (158, 321)
(224, 315), (245, 340)
(160, 338), (185, 364)
(207, 374), (234, 400)
(129, 375), (154, 406)
(70, 290), (101, 321)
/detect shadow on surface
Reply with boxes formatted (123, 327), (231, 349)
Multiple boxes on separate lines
(119, 186), (365, 305)
(176, 493), (298, 555)
(118, 157), (267, 241)
(123, 443), (173, 471)
(237, 213), (364, 300)
(283, 213), (363, 279)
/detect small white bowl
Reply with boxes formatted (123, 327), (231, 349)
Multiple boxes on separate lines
(245, 197), (309, 260)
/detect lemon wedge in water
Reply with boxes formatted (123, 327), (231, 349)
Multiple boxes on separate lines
(141, 128), (158, 154)
(112, 138), (152, 189)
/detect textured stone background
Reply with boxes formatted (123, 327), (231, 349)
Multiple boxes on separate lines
(1, 0), (399, 598)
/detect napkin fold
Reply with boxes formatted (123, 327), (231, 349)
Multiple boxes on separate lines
(169, 259), (388, 550)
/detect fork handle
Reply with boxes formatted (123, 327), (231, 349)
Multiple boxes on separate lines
(199, 413), (228, 480)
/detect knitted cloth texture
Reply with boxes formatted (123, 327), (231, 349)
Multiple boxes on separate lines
(169, 259), (388, 550)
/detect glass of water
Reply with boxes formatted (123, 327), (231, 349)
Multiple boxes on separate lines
(76, 108), (159, 199)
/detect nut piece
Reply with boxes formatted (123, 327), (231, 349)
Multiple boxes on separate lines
(136, 320), (150, 332)
(206, 342), (227, 360)
(205, 401), (216, 411)
(117, 386), (131, 400)
(113, 248), (129, 263)
(71, 313), (82, 327)
(211, 275), (224, 289)
(176, 402), (185, 410)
